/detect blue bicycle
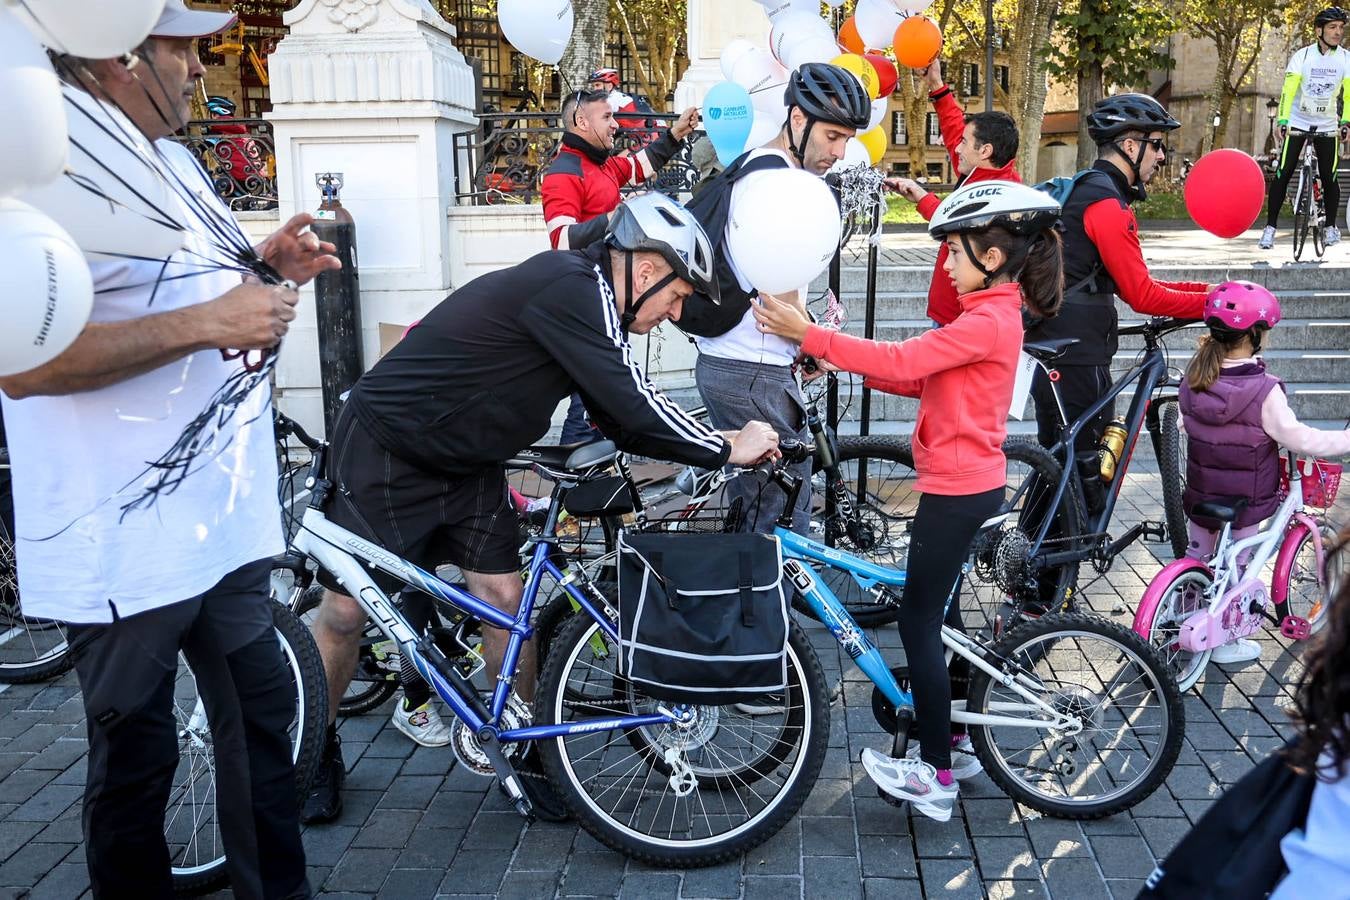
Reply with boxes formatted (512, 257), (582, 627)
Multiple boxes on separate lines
(291, 437), (831, 867)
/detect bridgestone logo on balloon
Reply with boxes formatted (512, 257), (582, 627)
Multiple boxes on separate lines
(35, 248), (57, 347)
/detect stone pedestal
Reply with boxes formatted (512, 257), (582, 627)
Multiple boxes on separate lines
(265, 0), (478, 434)
(674, 0), (773, 109)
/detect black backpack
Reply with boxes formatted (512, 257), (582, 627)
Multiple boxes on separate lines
(673, 151), (791, 338)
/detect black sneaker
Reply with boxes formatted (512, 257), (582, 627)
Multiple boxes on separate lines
(513, 745), (571, 823)
(300, 733), (345, 824)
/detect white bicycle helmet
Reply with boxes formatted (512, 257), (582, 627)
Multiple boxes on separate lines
(929, 180), (1062, 286)
(605, 192), (718, 330)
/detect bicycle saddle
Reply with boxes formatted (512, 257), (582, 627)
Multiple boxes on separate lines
(1191, 497), (1248, 524)
(1022, 338), (1080, 363)
(505, 440), (618, 473)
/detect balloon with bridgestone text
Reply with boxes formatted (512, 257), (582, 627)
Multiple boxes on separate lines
(15, 0), (165, 58)
(756, 0), (820, 21)
(894, 16), (942, 68)
(498, 0), (572, 66)
(728, 169), (841, 294)
(731, 47), (786, 103)
(865, 53), (899, 97)
(720, 38), (758, 81)
(855, 0), (904, 50)
(703, 81), (755, 166)
(18, 87), (186, 260)
(770, 10), (832, 66)
(1184, 149), (1266, 239)
(0, 8), (67, 197)
(0, 199), (93, 377)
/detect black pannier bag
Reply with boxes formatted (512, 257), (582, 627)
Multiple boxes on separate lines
(616, 531), (788, 705)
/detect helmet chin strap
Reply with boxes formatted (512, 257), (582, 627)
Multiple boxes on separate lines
(784, 112), (816, 165)
(1108, 140), (1150, 201)
(620, 250), (679, 334)
(958, 232), (1040, 289)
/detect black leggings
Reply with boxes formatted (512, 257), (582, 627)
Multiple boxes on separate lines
(400, 592), (439, 708)
(1267, 130), (1341, 229)
(898, 487), (1004, 771)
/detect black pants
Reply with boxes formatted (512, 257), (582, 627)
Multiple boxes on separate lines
(66, 560), (309, 900)
(898, 488), (1003, 771)
(1267, 130), (1341, 229)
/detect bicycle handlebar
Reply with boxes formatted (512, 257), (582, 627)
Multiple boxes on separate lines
(274, 409), (322, 451)
(1116, 317), (1199, 339)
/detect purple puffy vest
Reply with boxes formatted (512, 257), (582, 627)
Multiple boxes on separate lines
(1180, 360), (1284, 529)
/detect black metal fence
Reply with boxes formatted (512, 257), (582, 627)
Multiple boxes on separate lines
(452, 111), (704, 205)
(169, 118), (278, 211)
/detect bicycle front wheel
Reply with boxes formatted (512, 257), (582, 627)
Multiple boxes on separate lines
(1276, 524), (1331, 634)
(536, 613), (829, 867)
(1293, 169), (1311, 261)
(0, 472), (71, 684)
(967, 613), (1184, 819)
(167, 599), (329, 895)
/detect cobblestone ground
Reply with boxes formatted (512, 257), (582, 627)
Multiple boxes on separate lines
(2, 463), (1346, 900)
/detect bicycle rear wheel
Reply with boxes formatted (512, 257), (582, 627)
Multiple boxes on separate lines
(1155, 401), (1189, 560)
(966, 613), (1184, 819)
(536, 613), (828, 867)
(1293, 169), (1311, 261)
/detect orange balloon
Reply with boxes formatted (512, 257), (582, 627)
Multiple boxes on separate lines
(894, 16), (942, 69)
(839, 16), (865, 55)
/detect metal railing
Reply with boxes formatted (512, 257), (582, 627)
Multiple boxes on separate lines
(452, 111), (703, 205)
(169, 118), (278, 211)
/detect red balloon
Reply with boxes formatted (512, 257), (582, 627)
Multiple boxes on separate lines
(864, 53), (898, 98)
(1184, 149), (1266, 239)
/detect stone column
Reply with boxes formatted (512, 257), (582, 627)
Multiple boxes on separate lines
(265, 0), (478, 433)
(674, 0), (772, 109)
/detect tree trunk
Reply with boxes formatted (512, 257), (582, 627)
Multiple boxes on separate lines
(561, 0), (609, 95)
(1076, 65), (1104, 171)
(898, 70), (930, 179)
(1009, 0), (1060, 182)
(1200, 50), (1229, 155)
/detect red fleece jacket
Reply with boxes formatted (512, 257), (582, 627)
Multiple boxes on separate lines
(916, 88), (1022, 325)
(800, 282), (1025, 496)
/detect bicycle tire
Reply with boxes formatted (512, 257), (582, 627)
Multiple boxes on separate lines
(1275, 524), (1331, 634)
(799, 435), (917, 627)
(1139, 567), (1214, 692)
(293, 582), (399, 717)
(1293, 169), (1310, 261)
(966, 612), (1185, 819)
(964, 440), (1084, 633)
(536, 613), (829, 867)
(168, 599), (329, 895)
(1156, 401), (1189, 560)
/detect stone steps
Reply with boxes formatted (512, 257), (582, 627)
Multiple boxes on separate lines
(832, 290), (1350, 321)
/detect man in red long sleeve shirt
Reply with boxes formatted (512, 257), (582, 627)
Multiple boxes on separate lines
(1026, 93), (1211, 489)
(886, 61), (1022, 326)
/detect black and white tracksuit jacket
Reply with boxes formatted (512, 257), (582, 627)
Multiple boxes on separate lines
(346, 242), (730, 474)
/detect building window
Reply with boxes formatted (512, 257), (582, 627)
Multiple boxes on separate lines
(925, 113), (941, 146)
(891, 162), (910, 176)
(927, 162), (944, 181)
(892, 111), (907, 145)
(963, 64), (980, 97)
(996, 65), (1010, 92)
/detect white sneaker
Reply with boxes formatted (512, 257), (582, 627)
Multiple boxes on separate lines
(1326, 225), (1341, 246)
(1259, 226), (1276, 249)
(1209, 638), (1262, 665)
(906, 735), (983, 781)
(391, 699), (452, 747)
(860, 748), (958, 822)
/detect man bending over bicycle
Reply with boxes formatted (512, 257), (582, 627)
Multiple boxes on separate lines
(1026, 94), (1210, 517)
(1260, 7), (1350, 250)
(302, 193), (782, 823)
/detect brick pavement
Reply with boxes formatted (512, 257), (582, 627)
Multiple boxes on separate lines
(3, 461), (1344, 900)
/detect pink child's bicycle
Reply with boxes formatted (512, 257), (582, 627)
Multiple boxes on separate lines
(1133, 452), (1342, 691)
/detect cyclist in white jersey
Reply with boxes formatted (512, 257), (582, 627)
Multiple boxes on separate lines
(1260, 6), (1350, 249)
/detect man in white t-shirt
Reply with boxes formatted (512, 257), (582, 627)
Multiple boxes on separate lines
(0, 3), (339, 896)
(1260, 6), (1350, 249)
(691, 62), (871, 533)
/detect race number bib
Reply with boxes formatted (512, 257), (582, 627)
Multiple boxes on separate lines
(1299, 89), (1331, 117)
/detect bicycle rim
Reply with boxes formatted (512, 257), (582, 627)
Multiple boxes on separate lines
(1143, 569), (1213, 691)
(969, 614), (1182, 818)
(1293, 172), (1310, 260)
(1282, 527), (1329, 632)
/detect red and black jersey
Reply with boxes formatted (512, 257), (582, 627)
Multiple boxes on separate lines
(540, 145), (647, 249)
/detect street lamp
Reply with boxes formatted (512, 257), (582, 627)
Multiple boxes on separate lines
(1266, 98), (1279, 153)
(984, 0), (995, 112)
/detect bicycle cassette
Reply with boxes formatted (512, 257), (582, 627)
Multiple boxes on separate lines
(451, 693), (530, 776)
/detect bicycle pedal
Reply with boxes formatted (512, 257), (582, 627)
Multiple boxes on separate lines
(1140, 521), (1167, 543)
(1280, 616), (1313, 641)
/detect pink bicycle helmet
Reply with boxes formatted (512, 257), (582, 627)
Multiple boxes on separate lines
(1204, 280), (1281, 333)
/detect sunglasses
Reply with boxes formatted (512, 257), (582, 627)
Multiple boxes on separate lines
(1139, 137), (1168, 154)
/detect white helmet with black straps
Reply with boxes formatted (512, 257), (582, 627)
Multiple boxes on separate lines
(605, 191), (718, 331)
(929, 180), (1062, 286)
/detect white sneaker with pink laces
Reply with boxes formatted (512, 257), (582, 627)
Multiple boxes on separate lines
(860, 748), (958, 822)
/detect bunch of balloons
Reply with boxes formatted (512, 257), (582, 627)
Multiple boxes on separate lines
(0, 0), (181, 377)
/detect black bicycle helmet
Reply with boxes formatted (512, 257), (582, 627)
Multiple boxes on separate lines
(1086, 93), (1181, 144)
(1316, 6), (1349, 27)
(606, 192), (719, 331)
(781, 62), (870, 164)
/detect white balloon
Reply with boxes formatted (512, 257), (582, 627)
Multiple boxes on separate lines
(745, 112), (783, 151)
(727, 169), (841, 295)
(720, 38), (758, 81)
(825, 0), (848, 7)
(0, 199), (93, 377)
(783, 33), (840, 70)
(731, 48), (787, 104)
(868, 97), (889, 132)
(828, 138), (873, 176)
(769, 10), (831, 65)
(758, 0), (820, 21)
(0, 8), (67, 197)
(855, 0), (904, 50)
(18, 87), (185, 260)
(498, 0), (573, 66)
(751, 74), (789, 117)
(15, 0), (165, 58)
(893, 0), (935, 12)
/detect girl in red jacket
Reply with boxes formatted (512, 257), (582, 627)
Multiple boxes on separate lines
(753, 180), (1064, 821)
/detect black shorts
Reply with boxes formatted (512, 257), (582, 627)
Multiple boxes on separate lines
(315, 409), (522, 593)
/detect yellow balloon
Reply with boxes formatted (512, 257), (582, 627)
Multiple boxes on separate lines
(829, 52), (880, 100)
(858, 124), (887, 165)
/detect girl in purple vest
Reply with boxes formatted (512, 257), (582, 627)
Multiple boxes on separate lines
(1181, 281), (1350, 664)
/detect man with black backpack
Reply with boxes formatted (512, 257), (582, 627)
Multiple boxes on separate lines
(1026, 94), (1211, 509)
(678, 62), (871, 534)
